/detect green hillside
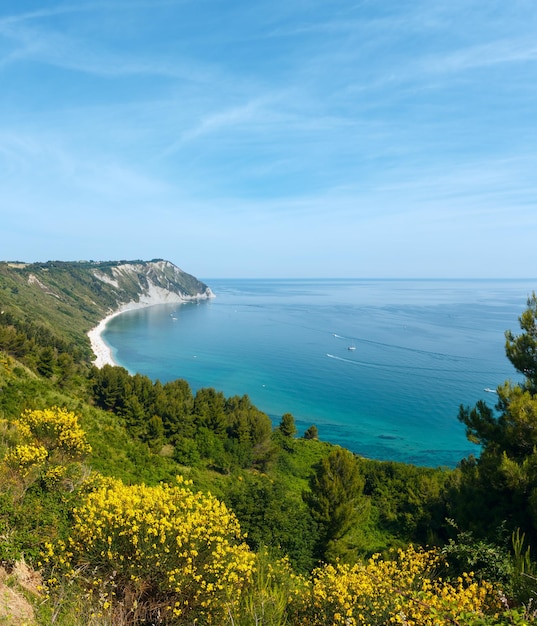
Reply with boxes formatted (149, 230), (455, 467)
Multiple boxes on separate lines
(0, 259), (210, 353)
(1, 262), (536, 625)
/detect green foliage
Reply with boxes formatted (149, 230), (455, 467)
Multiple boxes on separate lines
(305, 447), (366, 562)
(462, 609), (537, 626)
(232, 549), (297, 626)
(361, 458), (450, 549)
(459, 385), (537, 460)
(36, 346), (55, 378)
(441, 524), (513, 586)
(279, 412), (297, 437)
(453, 294), (537, 551)
(0, 407), (92, 564)
(224, 471), (318, 573)
(90, 364), (276, 473)
(173, 436), (202, 466)
(506, 292), (537, 394)
(512, 529), (537, 605)
(0, 483), (78, 562)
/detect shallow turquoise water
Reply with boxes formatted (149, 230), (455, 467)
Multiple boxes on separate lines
(103, 278), (535, 467)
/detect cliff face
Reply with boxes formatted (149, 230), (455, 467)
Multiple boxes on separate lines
(0, 259), (213, 355)
(91, 259), (214, 309)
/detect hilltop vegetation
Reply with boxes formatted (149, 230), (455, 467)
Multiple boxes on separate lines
(0, 259), (210, 354)
(1, 261), (537, 624)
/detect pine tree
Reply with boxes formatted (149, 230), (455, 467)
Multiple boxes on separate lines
(279, 413), (297, 438)
(305, 448), (365, 562)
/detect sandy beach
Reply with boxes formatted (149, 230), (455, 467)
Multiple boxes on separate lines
(87, 288), (214, 368)
(87, 309), (125, 368)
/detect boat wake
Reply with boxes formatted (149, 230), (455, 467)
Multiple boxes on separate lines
(326, 353), (378, 368)
(326, 353), (500, 381)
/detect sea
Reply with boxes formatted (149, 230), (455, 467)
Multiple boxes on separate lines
(102, 278), (536, 468)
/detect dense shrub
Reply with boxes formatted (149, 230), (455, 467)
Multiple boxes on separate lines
(290, 545), (502, 626)
(43, 476), (256, 624)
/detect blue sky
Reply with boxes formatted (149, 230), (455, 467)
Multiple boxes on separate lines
(1, 1), (536, 278)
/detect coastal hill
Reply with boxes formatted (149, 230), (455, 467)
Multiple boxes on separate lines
(0, 258), (213, 360)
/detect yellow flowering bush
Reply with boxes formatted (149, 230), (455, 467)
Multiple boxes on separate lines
(17, 407), (92, 461)
(4, 443), (48, 476)
(290, 545), (501, 626)
(45, 475), (256, 624)
(1, 407), (91, 494)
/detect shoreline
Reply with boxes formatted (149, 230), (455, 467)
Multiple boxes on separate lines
(87, 289), (214, 369)
(87, 309), (125, 368)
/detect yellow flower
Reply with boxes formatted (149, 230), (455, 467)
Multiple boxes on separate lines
(290, 545), (500, 626)
(4, 444), (48, 475)
(45, 475), (255, 623)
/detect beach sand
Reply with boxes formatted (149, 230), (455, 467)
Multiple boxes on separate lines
(87, 309), (124, 368)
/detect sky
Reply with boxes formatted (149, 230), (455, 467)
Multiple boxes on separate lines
(1, 1), (536, 278)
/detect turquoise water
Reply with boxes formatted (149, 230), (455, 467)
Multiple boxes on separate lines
(103, 278), (535, 467)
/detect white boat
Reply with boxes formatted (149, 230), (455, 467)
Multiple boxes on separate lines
(484, 387), (497, 393)
(348, 345), (356, 351)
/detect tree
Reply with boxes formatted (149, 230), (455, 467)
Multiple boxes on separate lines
(278, 413), (297, 438)
(92, 364), (130, 412)
(224, 472), (318, 572)
(505, 292), (537, 393)
(155, 379), (194, 437)
(37, 346), (55, 378)
(459, 385), (537, 461)
(146, 414), (164, 445)
(454, 294), (537, 544)
(304, 425), (319, 440)
(305, 448), (365, 562)
(458, 294), (537, 461)
(226, 395), (274, 469)
(193, 388), (227, 434)
(57, 352), (75, 387)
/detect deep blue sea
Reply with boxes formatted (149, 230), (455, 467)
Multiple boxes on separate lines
(102, 278), (536, 468)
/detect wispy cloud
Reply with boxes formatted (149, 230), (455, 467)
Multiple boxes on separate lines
(0, 4), (216, 82)
(423, 38), (537, 75)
